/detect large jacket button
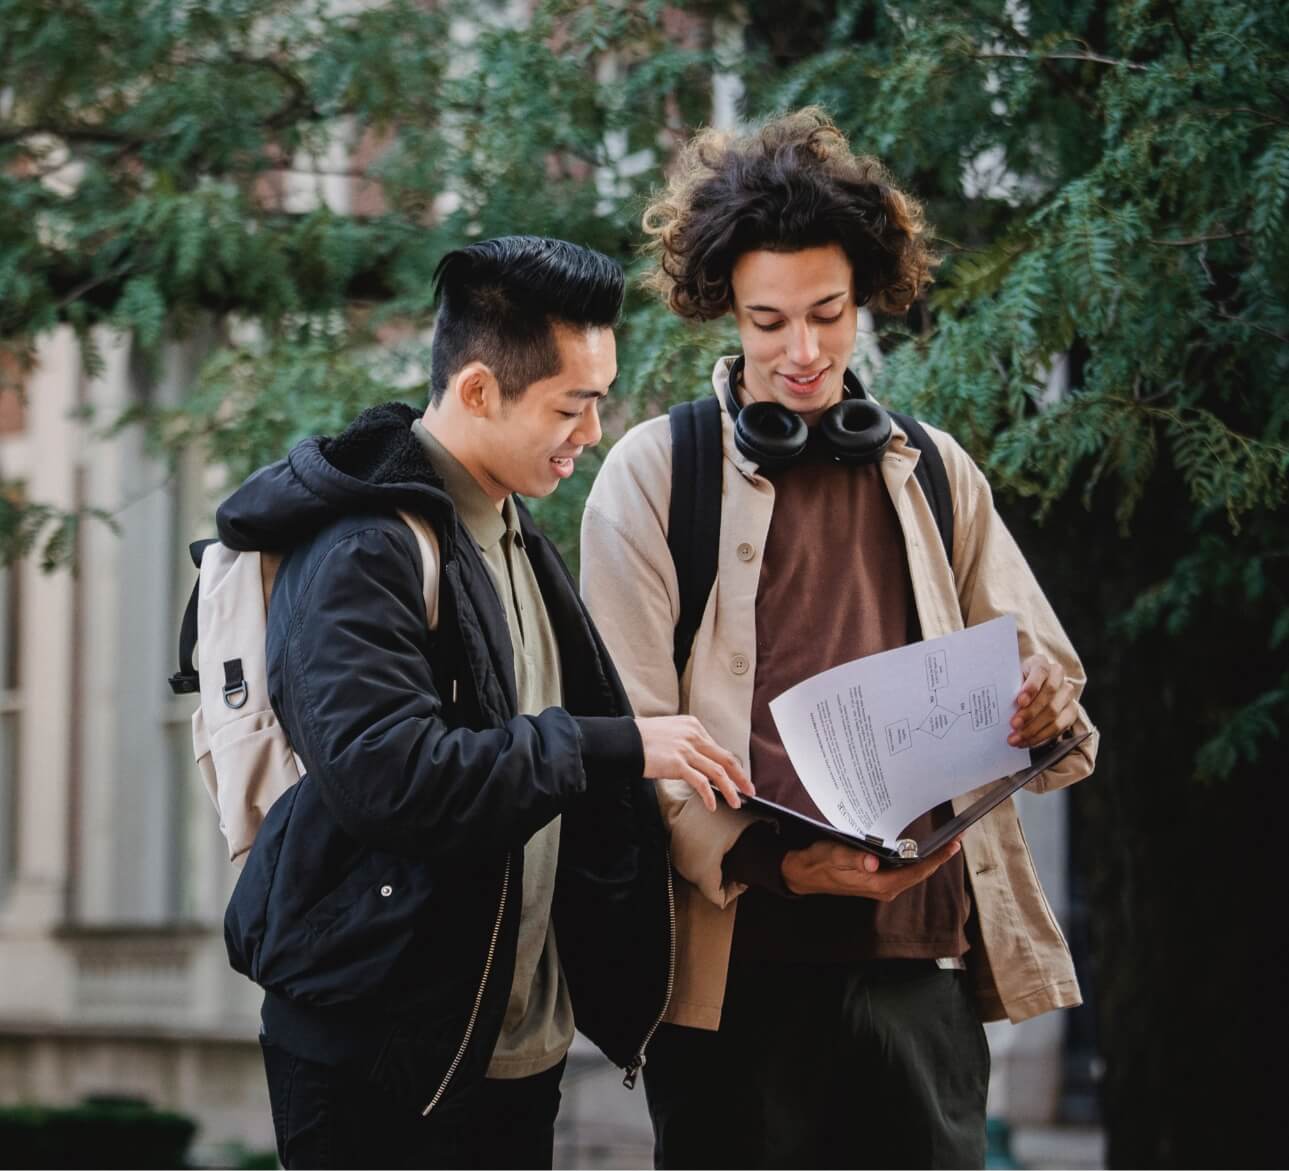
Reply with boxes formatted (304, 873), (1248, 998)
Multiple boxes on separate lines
(736, 542), (755, 562)
(730, 653), (750, 676)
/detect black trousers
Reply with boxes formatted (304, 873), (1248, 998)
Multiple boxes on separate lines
(643, 959), (989, 1170)
(260, 1037), (565, 1169)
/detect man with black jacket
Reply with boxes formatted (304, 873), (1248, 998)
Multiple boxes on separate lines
(217, 236), (751, 1169)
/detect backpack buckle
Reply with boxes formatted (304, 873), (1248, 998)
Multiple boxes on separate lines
(169, 672), (199, 696)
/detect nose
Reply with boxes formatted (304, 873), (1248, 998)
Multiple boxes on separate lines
(785, 320), (820, 368)
(573, 400), (602, 448)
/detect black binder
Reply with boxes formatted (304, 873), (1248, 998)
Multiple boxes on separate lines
(730, 731), (1092, 865)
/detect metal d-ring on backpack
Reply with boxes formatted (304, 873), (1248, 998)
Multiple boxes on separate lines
(168, 511), (441, 866)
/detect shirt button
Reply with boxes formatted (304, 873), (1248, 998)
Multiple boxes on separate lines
(380, 885), (393, 898)
(730, 653), (750, 676)
(736, 542), (755, 562)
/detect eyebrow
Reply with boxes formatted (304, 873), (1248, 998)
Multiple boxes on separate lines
(745, 290), (848, 313)
(563, 379), (616, 401)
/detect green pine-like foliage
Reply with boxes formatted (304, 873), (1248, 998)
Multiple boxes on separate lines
(744, 0), (1289, 790)
(1, 1), (1286, 1162)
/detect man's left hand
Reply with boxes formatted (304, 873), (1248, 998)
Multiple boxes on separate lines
(1010, 654), (1078, 748)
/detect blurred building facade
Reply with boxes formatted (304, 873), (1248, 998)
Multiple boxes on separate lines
(0, 324), (275, 1156)
(0, 10), (1088, 1161)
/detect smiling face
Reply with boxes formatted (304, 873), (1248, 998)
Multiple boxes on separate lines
(730, 244), (859, 426)
(461, 322), (616, 503)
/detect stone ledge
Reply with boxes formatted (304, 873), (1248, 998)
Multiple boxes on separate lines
(51, 921), (215, 941)
(0, 1018), (258, 1046)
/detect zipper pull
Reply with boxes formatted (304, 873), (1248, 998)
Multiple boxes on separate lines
(622, 1054), (645, 1090)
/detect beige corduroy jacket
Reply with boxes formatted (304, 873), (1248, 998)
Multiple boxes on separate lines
(580, 358), (1099, 1027)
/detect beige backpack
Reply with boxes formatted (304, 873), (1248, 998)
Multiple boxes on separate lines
(170, 512), (441, 866)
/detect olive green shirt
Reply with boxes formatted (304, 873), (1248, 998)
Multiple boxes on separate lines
(413, 421), (574, 1079)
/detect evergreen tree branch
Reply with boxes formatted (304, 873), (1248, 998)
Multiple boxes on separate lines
(971, 49), (1149, 72)
(1214, 309), (1289, 345)
(1149, 229), (1251, 245)
(0, 123), (155, 148)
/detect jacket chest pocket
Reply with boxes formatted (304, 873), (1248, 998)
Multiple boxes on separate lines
(443, 562), (517, 722)
(425, 598), (503, 728)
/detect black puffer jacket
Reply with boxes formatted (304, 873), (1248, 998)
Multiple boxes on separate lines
(219, 403), (672, 1112)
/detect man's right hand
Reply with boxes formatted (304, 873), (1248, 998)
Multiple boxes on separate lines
(635, 716), (755, 813)
(780, 838), (962, 899)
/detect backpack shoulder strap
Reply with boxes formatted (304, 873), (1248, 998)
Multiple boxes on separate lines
(169, 538), (218, 695)
(889, 411), (955, 568)
(667, 396), (723, 678)
(396, 509), (442, 631)
(169, 512), (442, 701)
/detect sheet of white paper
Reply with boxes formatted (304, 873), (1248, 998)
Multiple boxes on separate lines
(768, 615), (1032, 847)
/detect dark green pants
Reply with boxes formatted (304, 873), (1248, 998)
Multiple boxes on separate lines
(642, 959), (989, 1170)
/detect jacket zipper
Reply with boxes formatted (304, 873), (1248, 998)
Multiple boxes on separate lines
(622, 845), (676, 1090)
(421, 853), (512, 1116)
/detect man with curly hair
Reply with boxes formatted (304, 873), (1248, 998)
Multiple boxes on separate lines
(580, 109), (1099, 1169)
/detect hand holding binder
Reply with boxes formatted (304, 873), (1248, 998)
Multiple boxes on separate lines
(779, 835), (963, 897)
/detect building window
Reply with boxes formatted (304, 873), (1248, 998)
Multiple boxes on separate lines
(0, 558), (21, 905)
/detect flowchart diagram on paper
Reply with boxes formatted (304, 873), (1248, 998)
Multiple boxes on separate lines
(882, 644), (1006, 758)
(770, 616), (1032, 845)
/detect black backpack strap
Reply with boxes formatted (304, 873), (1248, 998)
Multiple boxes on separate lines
(889, 411), (954, 567)
(169, 538), (217, 696)
(667, 397), (724, 677)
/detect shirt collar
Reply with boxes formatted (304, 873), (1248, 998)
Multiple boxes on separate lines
(411, 420), (511, 551)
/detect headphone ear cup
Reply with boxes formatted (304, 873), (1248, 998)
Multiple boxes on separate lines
(818, 398), (893, 465)
(734, 401), (809, 469)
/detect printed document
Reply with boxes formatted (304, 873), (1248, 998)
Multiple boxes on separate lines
(769, 615), (1032, 848)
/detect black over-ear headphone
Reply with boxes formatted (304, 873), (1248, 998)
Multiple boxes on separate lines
(722, 356), (893, 471)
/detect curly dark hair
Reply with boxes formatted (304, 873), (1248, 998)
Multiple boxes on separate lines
(642, 108), (937, 320)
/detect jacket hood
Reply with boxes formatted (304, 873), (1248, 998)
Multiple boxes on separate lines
(217, 401), (452, 552)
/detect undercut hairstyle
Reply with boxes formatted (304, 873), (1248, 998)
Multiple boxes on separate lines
(429, 235), (625, 405)
(642, 107), (937, 320)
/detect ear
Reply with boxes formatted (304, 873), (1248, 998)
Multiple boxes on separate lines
(453, 361), (501, 419)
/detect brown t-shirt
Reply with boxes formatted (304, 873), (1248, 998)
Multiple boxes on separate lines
(727, 454), (970, 964)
